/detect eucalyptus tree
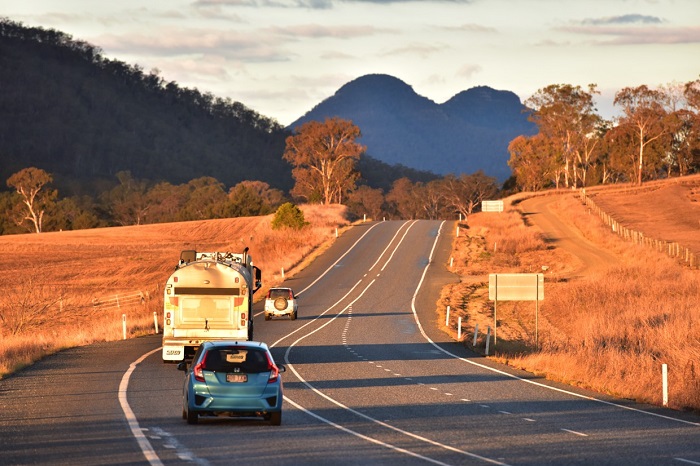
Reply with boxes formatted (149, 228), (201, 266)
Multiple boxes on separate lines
(614, 85), (669, 185)
(284, 117), (365, 205)
(525, 84), (602, 188)
(6, 167), (55, 233)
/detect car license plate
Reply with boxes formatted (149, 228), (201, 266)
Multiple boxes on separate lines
(226, 373), (247, 383)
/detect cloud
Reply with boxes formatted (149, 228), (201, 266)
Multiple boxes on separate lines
(456, 63), (482, 78)
(381, 42), (446, 58)
(194, 0), (333, 8)
(339, 0), (474, 3)
(96, 29), (291, 62)
(560, 25), (700, 45)
(264, 23), (389, 38)
(194, 0), (472, 8)
(320, 50), (356, 59)
(581, 14), (663, 26)
(439, 23), (497, 33)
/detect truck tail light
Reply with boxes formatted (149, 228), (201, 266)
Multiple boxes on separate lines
(240, 313), (246, 326)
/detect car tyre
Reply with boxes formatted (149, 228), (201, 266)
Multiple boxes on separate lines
(269, 411), (281, 426)
(290, 310), (297, 321)
(186, 407), (198, 425)
(264, 314), (271, 321)
(185, 395), (198, 425)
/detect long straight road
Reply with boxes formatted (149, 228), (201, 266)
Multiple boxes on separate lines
(1, 220), (698, 465)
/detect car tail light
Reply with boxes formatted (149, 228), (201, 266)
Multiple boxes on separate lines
(288, 290), (293, 299)
(193, 353), (207, 382)
(266, 353), (280, 383)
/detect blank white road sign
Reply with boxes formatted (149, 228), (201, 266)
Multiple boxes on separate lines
(489, 273), (544, 301)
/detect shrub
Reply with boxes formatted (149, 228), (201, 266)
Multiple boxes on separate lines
(271, 202), (309, 230)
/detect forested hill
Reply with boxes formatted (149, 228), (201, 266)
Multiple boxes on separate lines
(0, 18), (294, 195)
(290, 74), (537, 181)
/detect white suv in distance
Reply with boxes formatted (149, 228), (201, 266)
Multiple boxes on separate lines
(264, 287), (298, 321)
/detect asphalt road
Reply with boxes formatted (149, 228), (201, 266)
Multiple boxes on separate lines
(1, 219), (698, 465)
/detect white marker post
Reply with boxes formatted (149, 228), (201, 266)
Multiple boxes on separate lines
(485, 326), (491, 356)
(153, 312), (159, 334)
(457, 317), (462, 341)
(122, 314), (127, 340)
(445, 306), (450, 326)
(662, 364), (668, 407)
(473, 323), (479, 346)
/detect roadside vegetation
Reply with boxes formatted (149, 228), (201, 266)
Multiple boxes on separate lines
(0, 204), (349, 378)
(440, 192), (700, 411)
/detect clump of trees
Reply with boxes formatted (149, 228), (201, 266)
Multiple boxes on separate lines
(1, 168), (286, 235)
(509, 79), (700, 190)
(283, 118), (500, 221)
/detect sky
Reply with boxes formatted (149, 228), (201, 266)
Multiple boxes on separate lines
(2, 0), (699, 126)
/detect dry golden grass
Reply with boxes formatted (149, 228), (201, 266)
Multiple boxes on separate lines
(0, 204), (349, 378)
(441, 189), (700, 412)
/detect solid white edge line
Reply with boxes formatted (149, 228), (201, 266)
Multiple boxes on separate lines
(410, 223), (700, 428)
(119, 347), (164, 466)
(675, 458), (700, 465)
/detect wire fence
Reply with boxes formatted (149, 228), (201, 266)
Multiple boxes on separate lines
(91, 290), (151, 312)
(580, 190), (698, 269)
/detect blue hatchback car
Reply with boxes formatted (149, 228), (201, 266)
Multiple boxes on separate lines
(178, 341), (285, 425)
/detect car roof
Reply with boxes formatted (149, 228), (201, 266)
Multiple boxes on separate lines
(202, 340), (269, 351)
(269, 287), (292, 291)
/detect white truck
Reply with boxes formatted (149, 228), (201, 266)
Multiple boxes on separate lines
(162, 248), (261, 362)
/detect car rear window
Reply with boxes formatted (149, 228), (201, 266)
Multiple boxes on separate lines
(269, 289), (290, 299)
(203, 347), (269, 373)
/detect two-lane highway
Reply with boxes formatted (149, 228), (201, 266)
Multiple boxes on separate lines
(1, 220), (698, 465)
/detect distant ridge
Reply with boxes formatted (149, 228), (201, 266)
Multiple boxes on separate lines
(289, 74), (537, 180)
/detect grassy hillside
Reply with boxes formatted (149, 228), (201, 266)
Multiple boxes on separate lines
(440, 175), (700, 411)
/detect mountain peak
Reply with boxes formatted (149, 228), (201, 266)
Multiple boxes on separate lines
(289, 75), (536, 180)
